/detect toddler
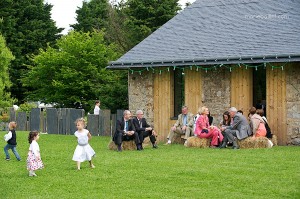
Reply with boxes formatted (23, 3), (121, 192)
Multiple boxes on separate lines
(4, 121), (21, 161)
(27, 131), (44, 176)
(72, 118), (95, 170)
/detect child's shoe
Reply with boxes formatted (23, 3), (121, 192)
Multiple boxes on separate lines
(90, 164), (95, 169)
(29, 170), (37, 177)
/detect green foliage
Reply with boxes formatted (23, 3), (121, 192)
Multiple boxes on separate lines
(0, 0), (63, 103)
(0, 133), (299, 198)
(120, 0), (181, 49)
(23, 31), (128, 113)
(71, 0), (110, 33)
(73, 0), (181, 53)
(17, 102), (37, 115)
(0, 34), (15, 107)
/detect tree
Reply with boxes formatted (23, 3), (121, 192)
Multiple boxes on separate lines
(72, 0), (181, 52)
(121, 0), (181, 48)
(22, 31), (128, 113)
(0, 0), (63, 103)
(0, 34), (15, 107)
(71, 0), (110, 33)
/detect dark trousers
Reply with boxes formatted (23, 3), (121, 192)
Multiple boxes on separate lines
(138, 130), (156, 145)
(224, 129), (238, 147)
(114, 132), (140, 146)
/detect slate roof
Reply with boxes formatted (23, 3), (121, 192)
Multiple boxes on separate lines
(107, 0), (300, 69)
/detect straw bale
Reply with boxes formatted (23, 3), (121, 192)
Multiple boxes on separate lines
(238, 136), (271, 149)
(271, 135), (278, 146)
(108, 140), (137, 151)
(186, 136), (210, 148)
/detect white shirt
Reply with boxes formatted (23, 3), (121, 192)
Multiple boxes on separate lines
(75, 129), (89, 146)
(29, 140), (40, 156)
(4, 131), (12, 142)
(94, 105), (100, 115)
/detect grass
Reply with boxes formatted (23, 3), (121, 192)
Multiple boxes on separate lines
(0, 131), (299, 199)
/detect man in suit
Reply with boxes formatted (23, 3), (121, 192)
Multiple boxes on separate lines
(220, 107), (252, 149)
(113, 110), (142, 152)
(166, 105), (194, 145)
(133, 110), (158, 149)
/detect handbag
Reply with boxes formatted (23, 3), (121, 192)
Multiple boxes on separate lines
(201, 129), (209, 134)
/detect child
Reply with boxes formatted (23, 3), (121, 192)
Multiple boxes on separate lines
(27, 131), (44, 177)
(72, 118), (95, 170)
(4, 121), (21, 161)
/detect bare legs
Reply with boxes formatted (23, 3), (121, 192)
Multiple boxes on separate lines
(76, 161), (95, 170)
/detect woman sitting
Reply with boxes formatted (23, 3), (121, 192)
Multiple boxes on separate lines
(249, 107), (267, 138)
(194, 106), (223, 148)
(219, 111), (231, 131)
(256, 109), (273, 139)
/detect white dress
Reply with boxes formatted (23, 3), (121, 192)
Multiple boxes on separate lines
(72, 129), (95, 162)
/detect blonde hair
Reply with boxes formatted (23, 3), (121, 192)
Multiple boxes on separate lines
(75, 118), (86, 127)
(9, 121), (17, 130)
(198, 106), (208, 115)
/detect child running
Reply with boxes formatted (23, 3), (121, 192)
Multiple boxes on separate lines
(27, 131), (44, 177)
(72, 118), (95, 170)
(4, 121), (21, 161)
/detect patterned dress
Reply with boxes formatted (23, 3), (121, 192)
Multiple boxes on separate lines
(27, 140), (44, 171)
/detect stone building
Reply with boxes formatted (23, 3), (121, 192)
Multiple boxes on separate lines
(107, 0), (300, 145)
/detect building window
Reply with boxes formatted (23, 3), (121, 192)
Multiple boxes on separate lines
(173, 68), (185, 117)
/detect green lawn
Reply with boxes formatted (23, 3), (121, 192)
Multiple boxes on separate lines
(0, 131), (299, 199)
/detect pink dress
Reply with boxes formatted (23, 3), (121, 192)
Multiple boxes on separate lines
(26, 140), (44, 171)
(195, 115), (223, 146)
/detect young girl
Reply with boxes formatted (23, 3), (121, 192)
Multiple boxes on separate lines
(72, 118), (95, 170)
(27, 131), (44, 177)
(4, 121), (21, 161)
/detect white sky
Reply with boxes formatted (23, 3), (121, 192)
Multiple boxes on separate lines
(45, 0), (196, 34)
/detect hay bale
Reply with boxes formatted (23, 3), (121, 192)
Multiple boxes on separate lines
(271, 135), (278, 146)
(108, 140), (137, 151)
(186, 136), (210, 148)
(238, 137), (271, 149)
(172, 135), (185, 144)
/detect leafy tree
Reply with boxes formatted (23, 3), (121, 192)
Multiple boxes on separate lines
(71, 0), (110, 33)
(0, 33), (15, 107)
(72, 0), (181, 52)
(22, 31), (128, 113)
(121, 0), (181, 48)
(0, 0), (62, 103)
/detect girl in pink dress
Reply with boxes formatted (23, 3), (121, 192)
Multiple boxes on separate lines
(27, 131), (44, 177)
(194, 106), (223, 147)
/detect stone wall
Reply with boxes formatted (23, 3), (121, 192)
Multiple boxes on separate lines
(286, 64), (300, 145)
(201, 68), (231, 126)
(128, 71), (154, 125)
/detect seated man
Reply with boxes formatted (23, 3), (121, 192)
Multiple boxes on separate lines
(133, 110), (158, 149)
(220, 107), (251, 149)
(113, 110), (142, 152)
(166, 105), (194, 145)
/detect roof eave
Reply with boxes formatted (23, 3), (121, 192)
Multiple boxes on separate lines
(107, 54), (300, 69)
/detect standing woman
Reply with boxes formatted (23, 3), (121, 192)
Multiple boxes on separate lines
(194, 106), (223, 148)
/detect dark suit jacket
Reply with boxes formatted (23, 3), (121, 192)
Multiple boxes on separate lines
(116, 118), (136, 134)
(113, 118), (136, 142)
(132, 117), (150, 133)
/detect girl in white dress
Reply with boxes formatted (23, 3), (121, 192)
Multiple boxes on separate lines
(72, 118), (95, 170)
(27, 131), (44, 177)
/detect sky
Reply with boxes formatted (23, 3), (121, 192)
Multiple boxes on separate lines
(45, 0), (197, 34)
